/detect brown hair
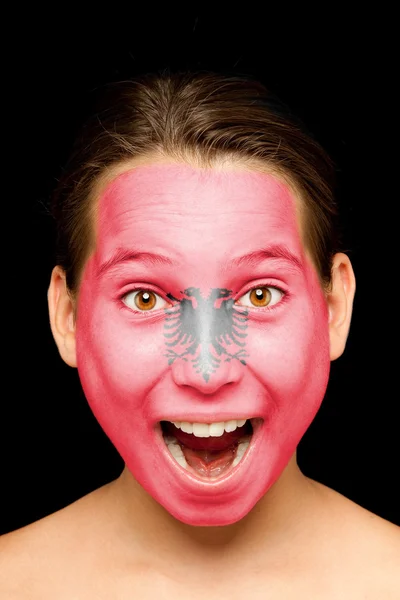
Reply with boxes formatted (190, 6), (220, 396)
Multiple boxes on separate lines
(50, 70), (339, 293)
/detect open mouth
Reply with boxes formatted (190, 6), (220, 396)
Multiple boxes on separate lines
(160, 418), (262, 480)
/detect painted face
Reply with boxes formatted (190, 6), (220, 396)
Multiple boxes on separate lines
(76, 163), (330, 526)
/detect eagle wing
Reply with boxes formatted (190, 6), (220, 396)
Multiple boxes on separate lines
(212, 297), (248, 350)
(164, 290), (200, 348)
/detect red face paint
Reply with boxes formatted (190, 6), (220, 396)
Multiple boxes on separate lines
(76, 163), (330, 526)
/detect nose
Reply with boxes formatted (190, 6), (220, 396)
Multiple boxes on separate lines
(170, 350), (245, 395)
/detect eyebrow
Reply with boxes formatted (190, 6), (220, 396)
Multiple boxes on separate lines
(226, 244), (303, 271)
(97, 248), (174, 276)
(97, 243), (303, 276)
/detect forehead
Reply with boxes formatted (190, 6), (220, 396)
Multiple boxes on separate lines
(94, 163), (305, 259)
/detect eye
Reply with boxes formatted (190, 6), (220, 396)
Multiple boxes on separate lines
(236, 286), (284, 309)
(122, 290), (169, 312)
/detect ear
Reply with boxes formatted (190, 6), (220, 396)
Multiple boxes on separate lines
(327, 252), (356, 361)
(48, 266), (77, 367)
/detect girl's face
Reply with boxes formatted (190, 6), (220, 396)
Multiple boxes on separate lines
(75, 162), (331, 526)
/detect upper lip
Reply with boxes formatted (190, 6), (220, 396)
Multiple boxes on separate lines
(158, 416), (258, 423)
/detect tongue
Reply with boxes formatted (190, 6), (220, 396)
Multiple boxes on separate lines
(183, 446), (237, 478)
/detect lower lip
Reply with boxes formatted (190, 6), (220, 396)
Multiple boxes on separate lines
(154, 418), (264, 487)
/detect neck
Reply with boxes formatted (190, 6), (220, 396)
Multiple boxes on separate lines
(105, 454), (320, 569)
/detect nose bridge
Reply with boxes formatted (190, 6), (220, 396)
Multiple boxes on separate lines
(167, 289), (247, 394)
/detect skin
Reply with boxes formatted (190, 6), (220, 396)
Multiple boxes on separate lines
(56, 162), (339, 526)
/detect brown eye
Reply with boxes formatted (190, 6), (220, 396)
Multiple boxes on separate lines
(123, 290), (168, 312)
(237, 286), (284, 309)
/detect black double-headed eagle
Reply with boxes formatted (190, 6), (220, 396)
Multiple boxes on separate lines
(164, 287), (248, 382)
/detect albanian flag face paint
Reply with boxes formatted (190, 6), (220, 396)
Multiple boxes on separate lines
(164, 286), (249, 382)
(75, 163), (331, 526)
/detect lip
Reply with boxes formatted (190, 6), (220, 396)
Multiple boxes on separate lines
(155, 415), (262, 425)
(154, 417), (264, 486)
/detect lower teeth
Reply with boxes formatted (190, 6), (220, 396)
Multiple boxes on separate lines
(163, 434), (251, 478)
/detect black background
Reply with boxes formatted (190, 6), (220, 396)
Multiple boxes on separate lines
(2, 10), (398, 535)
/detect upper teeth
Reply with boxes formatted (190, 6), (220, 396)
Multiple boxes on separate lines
(169, 419), (247, 438)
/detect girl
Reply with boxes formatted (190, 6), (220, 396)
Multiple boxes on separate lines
(1, 71), (398, 599)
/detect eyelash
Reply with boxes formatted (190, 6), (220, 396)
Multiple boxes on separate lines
(236, 285), (285, 310)
(118, 285), (165, 313)
(120, 283), (287, 313)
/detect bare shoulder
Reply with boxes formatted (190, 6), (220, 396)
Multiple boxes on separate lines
(319, 482), (400, 548)
(0, 484), (114, 599)
(313, 481), (400, 598)
(0, 516), (60, 599)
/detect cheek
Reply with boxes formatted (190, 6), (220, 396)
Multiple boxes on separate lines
(246, 301), (330, 405)
(76, 291), (168, 405)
